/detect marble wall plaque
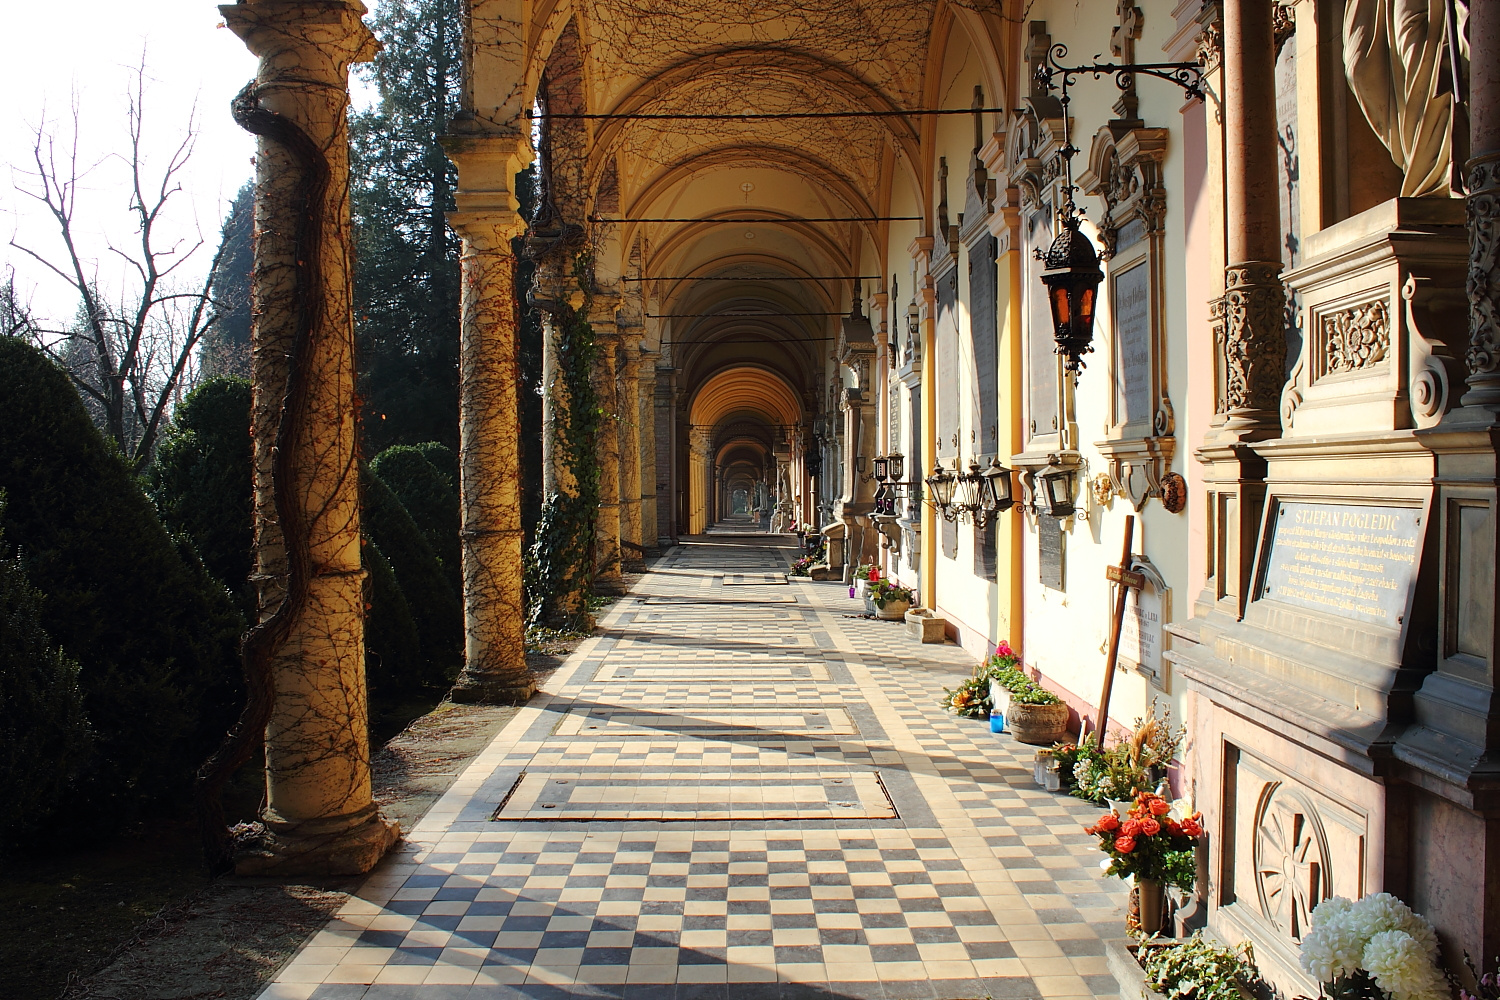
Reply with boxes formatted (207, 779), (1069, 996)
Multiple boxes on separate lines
(1112, 261), (1151, 425)
(1026, 211), (1058, 441)
(970, 235), (999, 455)
(1039, 514), (1064, 591)
(937, 265), (959, 459)
(1120, 582), (1165, 681)
(1258, 502), (1421, 626)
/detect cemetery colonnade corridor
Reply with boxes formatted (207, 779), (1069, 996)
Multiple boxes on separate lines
(259, 532), (1124, 999)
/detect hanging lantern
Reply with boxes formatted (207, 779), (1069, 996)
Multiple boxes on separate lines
(1038, 215), (1103, 376)
(925, 461), (957, 512)
(1038, 465), (1077, 518)
(888, 452), (905, 483)
(959, 459), (985, 517)
(983, 457), (1015, 514)
(873, 455), (889, 482)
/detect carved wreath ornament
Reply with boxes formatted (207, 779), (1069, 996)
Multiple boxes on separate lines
(1253, 783), (1333, 941)
(1321, 299), (1390, 375)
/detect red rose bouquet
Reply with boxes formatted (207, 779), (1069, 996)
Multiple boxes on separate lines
(1085, 790), (1202, 891)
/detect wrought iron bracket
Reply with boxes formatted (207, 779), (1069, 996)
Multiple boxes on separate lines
(1038, 43), (1206, 110)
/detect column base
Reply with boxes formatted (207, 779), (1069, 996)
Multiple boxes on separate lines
(234, 803), (399, 877)
(593, 576), (629, 596)
(449, 668), (537, 705)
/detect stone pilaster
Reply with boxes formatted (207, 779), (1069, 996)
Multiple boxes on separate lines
(639, 348), (660, 552)
(618, 335), (645, 571)
(592, 300), (623, 589)
(220, 0), (397, 875)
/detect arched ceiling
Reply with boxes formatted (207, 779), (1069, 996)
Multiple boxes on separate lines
(521, 0), (1015, 419)
(691, 367), (802, 424)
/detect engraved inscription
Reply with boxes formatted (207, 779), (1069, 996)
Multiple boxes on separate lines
(1120, 582), (1164, 680)
(1259, 502), (1420, 626)
(1039, 514), (1064, 591)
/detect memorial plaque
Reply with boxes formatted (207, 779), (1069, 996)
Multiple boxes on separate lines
(1259, 502), (1421, 626)
(1113, 262), (1152, 425)
(1120, 582), (1166, 682)
(970, 235), (999, 454)
(1039, 514), (1065, 590)
(936, 265), (959, 459)
(1026, 212), (1058, 441)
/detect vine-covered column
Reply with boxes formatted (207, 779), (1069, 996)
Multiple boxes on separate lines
(591, 298), (624, 590)
(220, 0), (397, 875)
(442, 128), (536, 704)
(618, 332), (645, 571)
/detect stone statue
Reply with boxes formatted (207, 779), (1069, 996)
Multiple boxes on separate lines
(1344, 0), (1470, 197)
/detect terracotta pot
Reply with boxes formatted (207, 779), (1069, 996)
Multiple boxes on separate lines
(875, 598), (910, 620)
(1006, 701), (1070, 745)
(1136, 877), (1165, 934)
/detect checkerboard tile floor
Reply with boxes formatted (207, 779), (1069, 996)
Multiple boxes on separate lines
(258, 532), (1126, 1000)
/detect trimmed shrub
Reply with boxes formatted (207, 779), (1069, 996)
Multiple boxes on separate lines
(361, 463), (462, 687)
(0, 494), (91, 843)
(415, 441), (459, 490)
(371, 444), (461, 592)
(0, 338), (244, 812)
(362, 537), (422, 698)
(144, 377), (254, 612)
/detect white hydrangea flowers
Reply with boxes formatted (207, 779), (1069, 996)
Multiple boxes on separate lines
(1299, 893), (1448, 1000)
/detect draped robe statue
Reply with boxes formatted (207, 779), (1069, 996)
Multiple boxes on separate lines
(1344, 0), (1470, 197)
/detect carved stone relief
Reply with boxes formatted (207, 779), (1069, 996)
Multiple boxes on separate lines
(1253, 783), (1333, 942)
(1316, 298), (1390, 378)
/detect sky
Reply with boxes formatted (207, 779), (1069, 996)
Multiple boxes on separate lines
(1, 1), (376, 327)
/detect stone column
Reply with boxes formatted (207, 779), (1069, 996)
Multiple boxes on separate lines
(1219, 0), (1286, 433)
(639, 347), (659, 551)
(618, 334), (645, 570)
(592, 304), (623, 590)
(440, 122), (535, 704)
(663, 368), (680, 542)
(538, 269), (583, 499)
(1462, 0), (1500, 409)
(221, 0), (397, 875)
(1193, 0), (1282, 620)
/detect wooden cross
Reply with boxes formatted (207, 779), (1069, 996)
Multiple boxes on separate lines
(1094, 514), (1143, 742)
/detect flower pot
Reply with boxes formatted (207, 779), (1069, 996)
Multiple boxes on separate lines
(875, 598), (910, 620)
(1107, 797), (1135, 817)
(1136, 877), (1165, 934)
(1005, 701), (1070, 745)
(864, 592), (877, 614)
(989, 680), (1011, 717)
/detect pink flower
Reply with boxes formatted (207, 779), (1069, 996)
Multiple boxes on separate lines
(996, 640), (1014, 656)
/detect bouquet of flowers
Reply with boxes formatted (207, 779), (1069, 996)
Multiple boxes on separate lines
(1084, 790), (1202, 891)
(1299, 894), (1448, 1000)
(941, 663), (993, 719)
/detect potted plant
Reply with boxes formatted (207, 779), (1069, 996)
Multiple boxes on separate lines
(1071, 705), (1184, 805)
(1006, 683), (1069, 744)
(1084, 791), (1202, 934)
(941, 664), (993, 719)
(1298, 893), (1448, 1000)
(1138, 933), (1258, 1000)
(868, 578), (913, 619)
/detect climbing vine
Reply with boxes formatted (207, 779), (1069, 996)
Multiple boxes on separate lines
(525, 264), (601, 627)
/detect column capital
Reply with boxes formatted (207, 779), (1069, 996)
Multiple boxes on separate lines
(448, 211), (526, 252)
(441, 130), (533, 218)
(220, 0), (379, 80)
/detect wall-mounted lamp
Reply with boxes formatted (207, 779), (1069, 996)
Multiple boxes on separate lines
(925, 461), (959, 522)
(983, 457), (1015, 515)
(873, 455), (890, 482)
(1039, 219), (1103, 376)
(1037, 464), (1077, 519)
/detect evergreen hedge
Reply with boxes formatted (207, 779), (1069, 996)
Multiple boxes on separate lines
(0, 338), (244, 812)
(362, 537), (422, 698)
(0, 494), (91, 843)
(145, 377), (255, 612)
(370, 444), (461, 592)
(361, 464), (462, 688)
